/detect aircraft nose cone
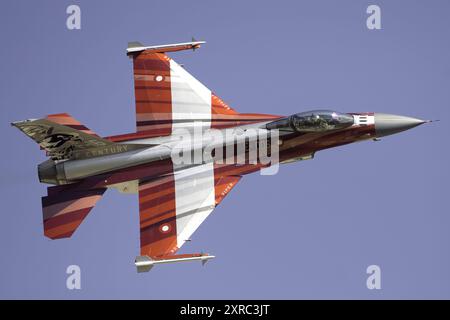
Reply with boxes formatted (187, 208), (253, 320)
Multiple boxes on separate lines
(374, 113), (426, 137)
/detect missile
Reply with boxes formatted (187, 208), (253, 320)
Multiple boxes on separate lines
(135, 254), (215, 273)
(126, 40), (205, 55)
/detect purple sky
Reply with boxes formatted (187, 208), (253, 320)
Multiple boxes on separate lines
(1, 0), (449, 299)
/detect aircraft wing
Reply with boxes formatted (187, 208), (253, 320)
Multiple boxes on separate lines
(138, 162), (241, 261)
(129, 40), (239, 135)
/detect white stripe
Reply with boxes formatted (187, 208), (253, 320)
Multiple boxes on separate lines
(353, 115), (375, 126)
(169, 59), (211, 132)
(174, 162), (215, 248)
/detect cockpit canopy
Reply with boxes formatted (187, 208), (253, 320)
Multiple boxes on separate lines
(266, 110), (354, 133)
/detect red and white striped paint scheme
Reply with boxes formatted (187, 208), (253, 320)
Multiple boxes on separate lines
(131, 50), (276, 258)
(138, 165), (241, 259)
(131, 51), (280, 137)
(133, 52), (173, 135)
(138, 175), (177, 257)
(133, 51), (232, 134)
(38, 46), (276, 256)
(42, 186), (106, 239)
(11, 42), (388, 271)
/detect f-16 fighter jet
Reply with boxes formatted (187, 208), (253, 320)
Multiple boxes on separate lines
(12, 40), (431, 272)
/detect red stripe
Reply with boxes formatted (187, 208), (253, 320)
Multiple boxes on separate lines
(50, 231), (75, 239)
(43, 207), (91, 229)
(138, 173), (178, 257)
(139, 207), (175, 227)
(133, 52), (172, 135)
(139, 180), (175, 197)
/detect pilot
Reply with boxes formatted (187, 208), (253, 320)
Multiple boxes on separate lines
(309, 113), (330, 130)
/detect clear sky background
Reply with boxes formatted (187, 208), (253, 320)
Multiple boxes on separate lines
(0, 0), (449, 299)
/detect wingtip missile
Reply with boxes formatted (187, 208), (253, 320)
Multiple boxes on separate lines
(135, 254), (215, 273)
(126, 39), (206, 55)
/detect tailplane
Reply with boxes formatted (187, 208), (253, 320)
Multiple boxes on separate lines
(42, 185), (107, 239)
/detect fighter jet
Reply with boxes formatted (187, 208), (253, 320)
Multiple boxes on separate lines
(12, 40), (431, 272)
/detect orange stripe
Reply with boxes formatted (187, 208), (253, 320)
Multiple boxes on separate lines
(43, 195), (101, 220)
(136, 103), (172, 114)
(135, 89), (171, 102)
(139, 199), (176, 221)
(140, 237), (178, 257)
(140, 211), (175, 229)
(139, 185), (174, 204)
(44, 220), (84, 238)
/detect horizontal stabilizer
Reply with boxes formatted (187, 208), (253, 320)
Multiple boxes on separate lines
(42, 185), (107, 239)
(135, 254), (215, 273)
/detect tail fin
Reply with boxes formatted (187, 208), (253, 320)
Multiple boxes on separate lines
(11, 114), (113, 160)
(45, 113), (98, 136)
(12, 114), (147, 161)
(42, 185), (106, 239)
